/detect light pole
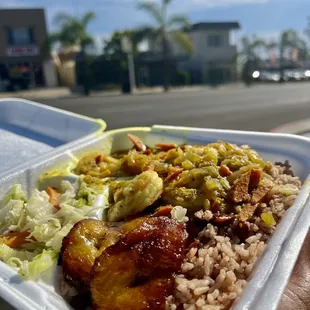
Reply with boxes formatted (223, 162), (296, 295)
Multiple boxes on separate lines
(121, 36), (136, 93)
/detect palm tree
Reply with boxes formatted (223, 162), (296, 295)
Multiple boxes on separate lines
(265, 41), (278, 54)
(305, 17), (310, 42)
(137, 0), (194, 91)
(279, 29), (308, 80)
(239, 36), (266, 61)
(238, 36), (266, 85)
(48, 11), (96, 96)
(49, 11), (96, 52)
(280, 29), (308, 60)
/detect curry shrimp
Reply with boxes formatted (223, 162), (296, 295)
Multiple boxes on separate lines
(107, 170), (163, 222)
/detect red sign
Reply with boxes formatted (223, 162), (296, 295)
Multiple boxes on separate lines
(7, 46), (39, 57)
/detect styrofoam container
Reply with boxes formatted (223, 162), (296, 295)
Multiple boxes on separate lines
(1, 125), (310, 310)
(0, 98), (106, 175)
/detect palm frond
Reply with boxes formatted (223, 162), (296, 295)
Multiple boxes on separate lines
(134, 26), (160, 42)
(81, 11), (96, 28)
(41, 33), (60, 54)
(163, 0), (173, 4)
(171, 31), (194, 55)
(240, 37), (250, 49)
(137, 2), (163, 25)
(47, 32), (61, 45)
(267, 41), (278, 49)
(167, 14), (190, 29)
(81, 34), (95, 49)
(252, 40), (266, 48)
(281, 29), (304, 48)
(53, 12), (73, 26)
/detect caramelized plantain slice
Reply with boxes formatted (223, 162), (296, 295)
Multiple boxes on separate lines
(91, 246), (173, 310)
(60, 219), (120, 289)
(90, 217), (188, 310)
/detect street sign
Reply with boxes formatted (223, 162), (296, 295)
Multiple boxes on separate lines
(7, 46), (40, 57)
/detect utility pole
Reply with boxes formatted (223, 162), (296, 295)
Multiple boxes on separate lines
(121, 36), (136, 93)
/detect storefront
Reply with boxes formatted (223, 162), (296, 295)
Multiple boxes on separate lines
(0, 9), (49, 90)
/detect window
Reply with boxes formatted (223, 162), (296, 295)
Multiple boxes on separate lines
(207, 34), (222, 47)
(7, 28), (35, 45)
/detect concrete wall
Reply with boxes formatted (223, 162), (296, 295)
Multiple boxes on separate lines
(43, 60), (58, 87)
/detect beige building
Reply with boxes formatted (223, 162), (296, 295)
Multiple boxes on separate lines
(0, 8), (52, 87)
(149, 22), (240, 84)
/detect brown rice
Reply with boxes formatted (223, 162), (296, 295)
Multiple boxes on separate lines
(167, 166), (301, 310)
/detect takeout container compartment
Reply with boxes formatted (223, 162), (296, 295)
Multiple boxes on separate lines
(1, 125), (310, 310)
(0, 98), (106, 175)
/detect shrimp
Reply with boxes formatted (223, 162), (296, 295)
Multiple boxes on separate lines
(90, 217), (188, 310)
(75, 153), (122, 178)
(121, 149), (168, 175)
(108, 171), (163, 222)
(60, 219), (121, 289)
(162, 186), (205, 212)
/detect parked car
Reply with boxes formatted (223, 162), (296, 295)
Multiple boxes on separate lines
(252, 68), (310, 83)
(252, 70), (280, 83)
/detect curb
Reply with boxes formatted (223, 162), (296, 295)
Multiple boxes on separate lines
(0, 84), (245, 101)
(271, 119), (310, 136)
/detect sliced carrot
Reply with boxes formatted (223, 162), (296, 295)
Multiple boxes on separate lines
(187, 239), (199, 251)
(47, 186), (61, 210)
(95, 154), (103, 164)
(128, 134), (146, 152)
(219, 164), (232, 177)
(165, 167), (184, 182)
(155, 143), (178, 151)
(144, 149), (152, 155)
(152, 206), (173, 217)
(1, 231), (32, 248)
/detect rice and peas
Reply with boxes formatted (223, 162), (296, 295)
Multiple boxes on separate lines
(0, 135), (301, 310)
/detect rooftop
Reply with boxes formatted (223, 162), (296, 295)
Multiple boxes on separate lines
(0, 8), (44, 11)
(189, 22), (241, 31)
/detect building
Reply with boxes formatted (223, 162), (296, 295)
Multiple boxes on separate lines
(0, 8), (51, 88)
(148, 21), (240, 85)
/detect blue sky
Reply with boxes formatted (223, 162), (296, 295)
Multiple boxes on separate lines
(1, 0), (309, 48)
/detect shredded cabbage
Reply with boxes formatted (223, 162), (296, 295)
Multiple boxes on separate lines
(171, 206), (189, 222)
(0, 242), (57, 279)
(59, 180), (77, 205)
(0, 243), (39, 262)
(45, 223), (74, 252)
(278, 184), (299, 196)
(0, 178), (110, 280)
(0, 200), (26, 234)
(0, 184), (26, 209)
(10, 249), (57, 280)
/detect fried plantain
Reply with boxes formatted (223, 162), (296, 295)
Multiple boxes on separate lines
(60, 219), (121, 289)
(122, 217), (188, 275)
(90, 217), (188, 310)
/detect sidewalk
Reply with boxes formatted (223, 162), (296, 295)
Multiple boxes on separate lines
(0, 84), (243, 100)
(271, 119), (310, 137)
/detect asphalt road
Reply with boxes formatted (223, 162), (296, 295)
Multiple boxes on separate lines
(41, 82), (310, 132)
